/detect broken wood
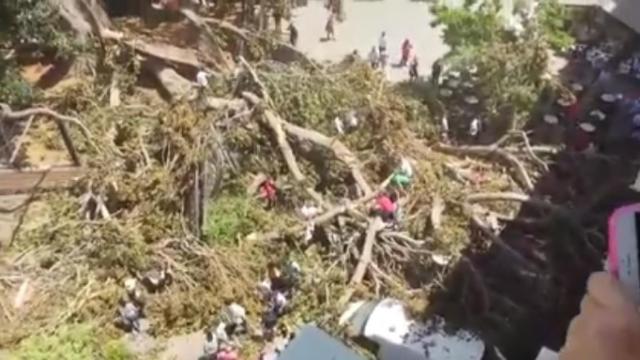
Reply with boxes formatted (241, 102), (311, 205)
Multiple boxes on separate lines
(0, 103), (96, 164)
(263, 110), (305, 182)
(126, 40), (201, 69)
(510, 130), (549, 171)
(349, 217), (384, 285)
(465, 192), (563, 213)
(282, 122), (373, 195)
(241, 88), (373, 195)
(9, 115), (35, 165)
(430, 194), (445, 232)
(0, 167), (85, 195)
(435, 143), (534, 191)
(205, 17), (316, 67)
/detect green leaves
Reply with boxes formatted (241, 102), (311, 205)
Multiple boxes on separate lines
(537, 0), (574, 52)
(10, 324), (133, 360)
(0, 59), (36, 108)
(431, 0), (504, 49)
(0, 0), (79, 58)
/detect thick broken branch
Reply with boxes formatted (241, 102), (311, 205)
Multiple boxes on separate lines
(435, 143), (534, 191)
(465, 192), (564, 213)
(242, 91), (373, 195)
(349, 217), (384, 285)
(205, 18), (316, 67)
(282, 122), (373, 195)
(263, 110), (305, 182)
(0, 103), (96, 163)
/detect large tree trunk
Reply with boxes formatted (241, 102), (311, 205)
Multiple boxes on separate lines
(48, 0), (111, 41)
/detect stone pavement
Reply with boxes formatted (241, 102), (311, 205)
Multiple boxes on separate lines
(292, 0), (449, 82)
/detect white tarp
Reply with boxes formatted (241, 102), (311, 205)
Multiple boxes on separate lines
(362, 298), (485, 360)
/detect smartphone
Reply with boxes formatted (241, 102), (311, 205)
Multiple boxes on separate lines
(608, 204), (640, 303)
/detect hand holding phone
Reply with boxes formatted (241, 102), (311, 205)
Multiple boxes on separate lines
(608, 204), (640, 303)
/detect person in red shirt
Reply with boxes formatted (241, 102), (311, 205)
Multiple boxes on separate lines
(259, 179), (278, 208)
(373, 191), (398, 222)
(400, 39), (413, 67)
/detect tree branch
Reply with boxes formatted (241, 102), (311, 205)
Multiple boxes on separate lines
(465, 192), (563, 213)
(349, 217), (385, 285)
(435, 143), (534, 191)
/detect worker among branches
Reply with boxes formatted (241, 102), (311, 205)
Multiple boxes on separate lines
(114, 278), (146, 333)
(116, 299), (142, 333)
(258, 178), (278, 208)
(372, 191), (399, 223)
(391, 157), (413, 188)
(123, 278), (145, 309)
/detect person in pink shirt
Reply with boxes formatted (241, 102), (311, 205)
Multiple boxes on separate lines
(400, 39), (413, 67)
(216, 344), (239, 360)
(373, 191), (398, 222)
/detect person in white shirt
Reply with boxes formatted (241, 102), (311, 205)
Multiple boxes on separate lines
(196, 70), (209, 88)
(378, 31), (387, 54)
(469, 118), (480, 138)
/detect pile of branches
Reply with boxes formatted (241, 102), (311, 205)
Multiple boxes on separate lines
(1, 44), (565, 356)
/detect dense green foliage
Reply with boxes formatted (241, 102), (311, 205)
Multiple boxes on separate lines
(431, 0), (563, 127)
(204, 193), (278, 245)
(537, 0), (574, 51)
(0, 59), (36, 107)
(0, 0), (78, 56)
(431, 0), (505, 49)
(10, 324), (132, 360)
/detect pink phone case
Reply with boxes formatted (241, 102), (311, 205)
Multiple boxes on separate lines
(607, 204), (640, 286)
